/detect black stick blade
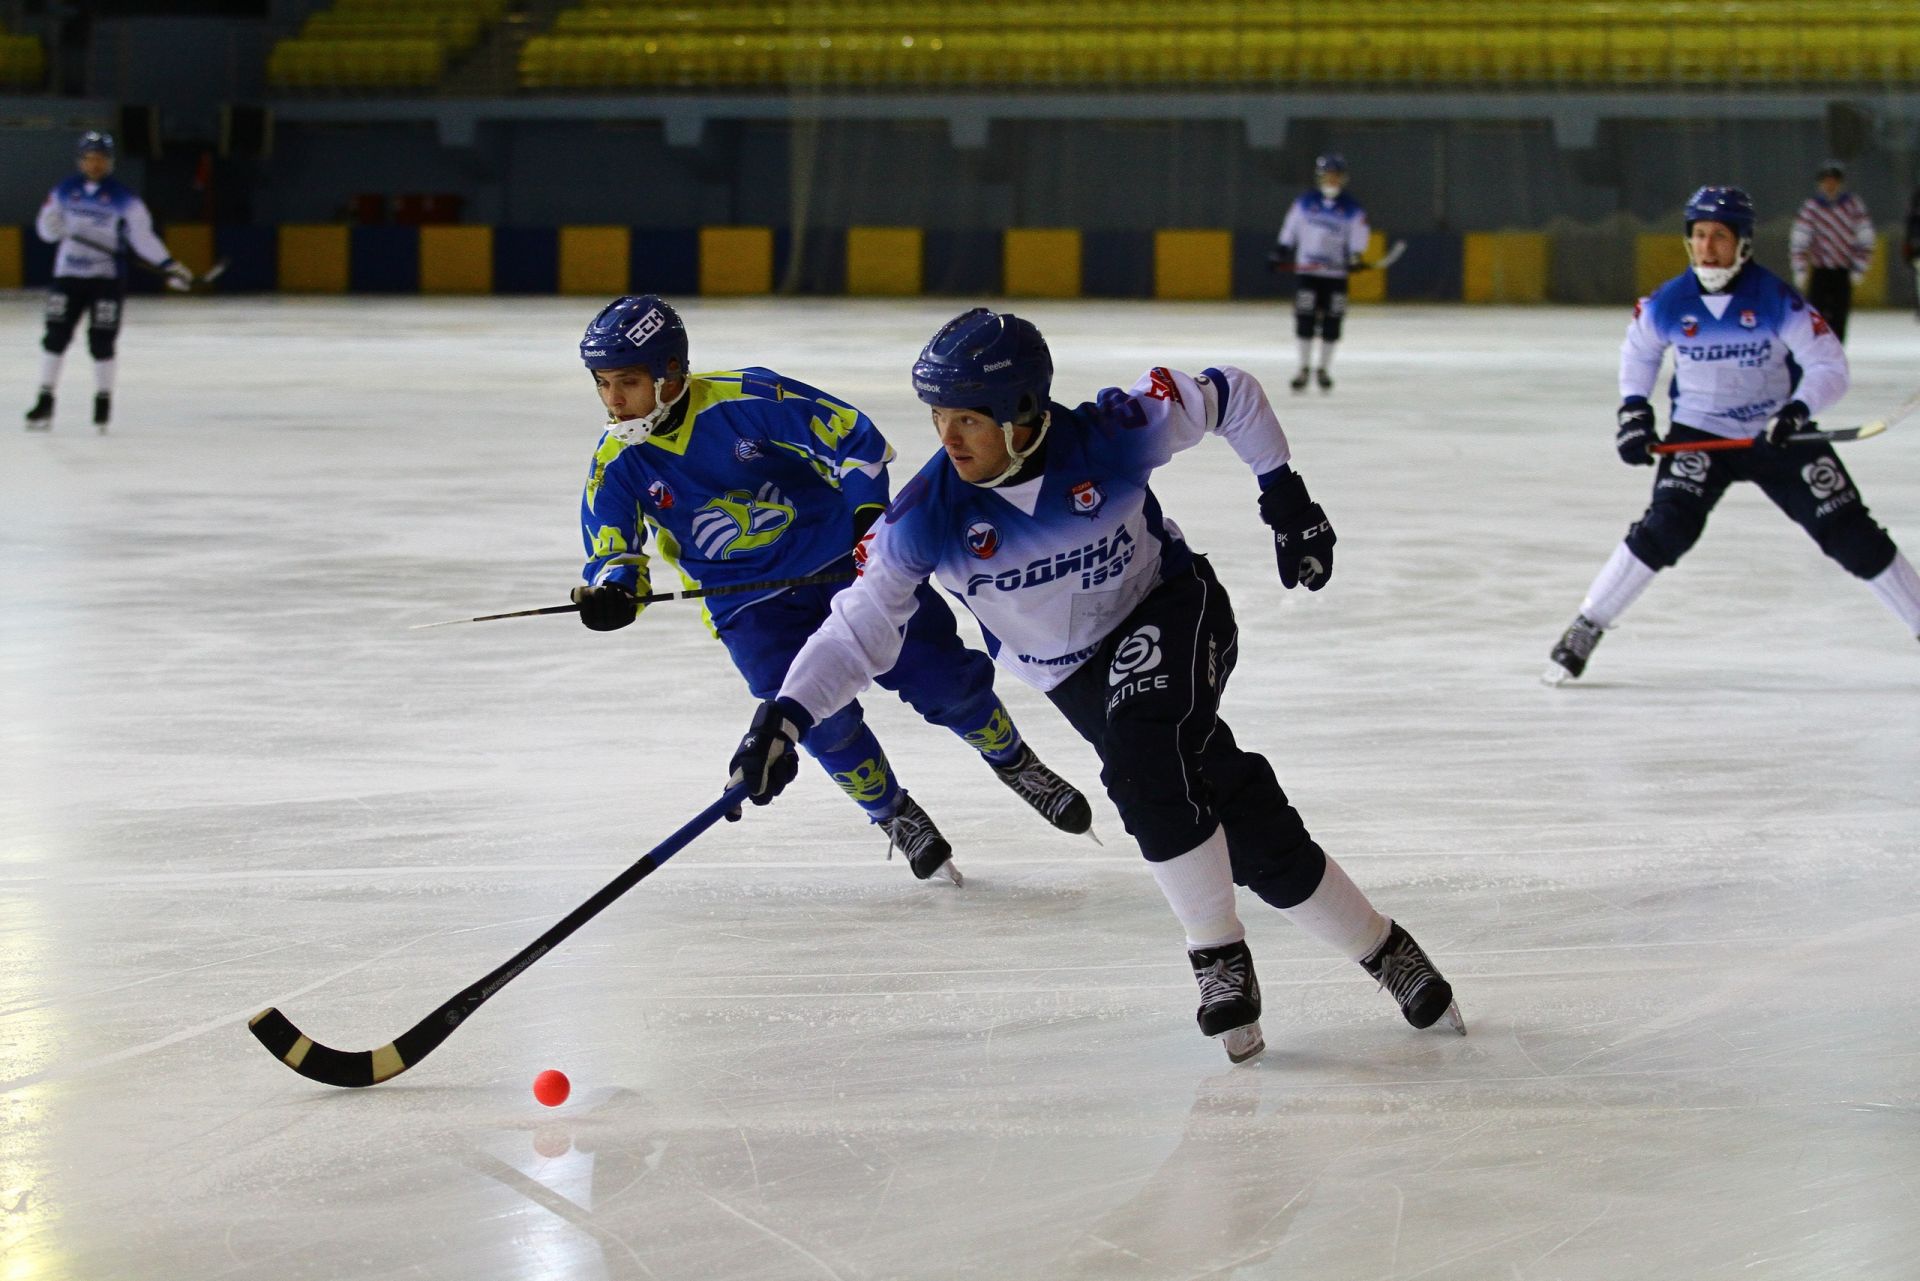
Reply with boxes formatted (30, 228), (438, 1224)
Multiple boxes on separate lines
(248, 1007), (410, 1088)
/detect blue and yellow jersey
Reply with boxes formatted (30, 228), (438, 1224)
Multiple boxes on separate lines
(580, 367), (896, 626)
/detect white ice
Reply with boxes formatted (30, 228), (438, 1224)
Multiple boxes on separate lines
(2, 295), (1917, 1281)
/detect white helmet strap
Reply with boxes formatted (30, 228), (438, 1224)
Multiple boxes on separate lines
(607, 375), (688, 444)
(973, 409), (1052, 489)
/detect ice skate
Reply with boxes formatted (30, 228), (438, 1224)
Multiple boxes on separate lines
(1189, 939), (1264, 1063)
(1362, 922), (1465, 1034)
(1543, 613), (1604, 685)
(989, 742), (1092, 835)
(24, 390), (53, 430)
(881, 793), (961, 885)
(94, 392), (111, 432)
(1315, 368), (1334, 392)
(1289, 367), (1310, 392)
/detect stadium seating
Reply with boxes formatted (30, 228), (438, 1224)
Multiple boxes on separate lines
(268, 0), (505, 90)
(520, 0), (1920, 91)
(0, 20), (46, 90)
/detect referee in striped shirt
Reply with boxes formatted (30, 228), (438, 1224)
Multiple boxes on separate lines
(1789, 160), (1875, 342)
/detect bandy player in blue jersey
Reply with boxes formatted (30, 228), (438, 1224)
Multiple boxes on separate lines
(570, 297), (1088, 884)
(725, 308), (1462, 1063)
(1546, 188), (1920, 683)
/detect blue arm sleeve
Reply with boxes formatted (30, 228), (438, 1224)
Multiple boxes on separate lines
(757, 372), (897, 513)
(579, 448), (652, 593)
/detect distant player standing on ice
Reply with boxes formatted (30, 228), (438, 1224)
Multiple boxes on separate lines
(23, 131), (192, 432)
(1788, 161), (1874, 343)
(1546, 187), (1920, 684)
(726, 308), (1462, 1063)
(572, 296), (1088, 885)
(1272, 153), (1369, 393)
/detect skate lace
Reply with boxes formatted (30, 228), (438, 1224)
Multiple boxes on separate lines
(994, 749), (1077, 823)
(1370, 940), (1437, 1007)
(1561, 616), (1602, 660)
(882, 802), (940, 862)
(1194, 956), (1249, 1009)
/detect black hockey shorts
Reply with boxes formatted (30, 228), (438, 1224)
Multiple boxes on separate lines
(43, 276), (125, 360)
(1805, 267), (1852, 343)
(1046, 555), (1329, 910)
(1624, 423), (1896, 579)
(1293, 273), (1348, 342)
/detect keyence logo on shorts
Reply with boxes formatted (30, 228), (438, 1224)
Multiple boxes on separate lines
(1108, 625), (1163, 686)
(1802, 458), (1846, 500)
(1671, 452), (1711, 482)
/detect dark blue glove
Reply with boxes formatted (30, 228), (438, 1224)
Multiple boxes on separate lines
(1615, 397), (1656, 466)
(1765, 399), (1812, 447)
(728, 697), (814, 811)
(1257, 468), (1336, 591)
(571, 582), (641, 631)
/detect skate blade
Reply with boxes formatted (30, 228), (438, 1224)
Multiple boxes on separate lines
(1219, 1022), (1265, 1064)
(1442, 1001), (1466, 1036)
(1540, 661), (1573, 687)
(930, 859), (963, 887)
(1083, 824), (1104, 848)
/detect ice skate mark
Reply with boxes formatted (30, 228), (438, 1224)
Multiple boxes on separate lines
(695, 1187), (848, 1280)
(1523, 1199), (1616, 1271)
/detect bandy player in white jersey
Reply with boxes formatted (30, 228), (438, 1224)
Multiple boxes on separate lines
(1273, 152), (1370, 392)
(1546, 186), (1920, 683)
(725, 308), (1462, 1064)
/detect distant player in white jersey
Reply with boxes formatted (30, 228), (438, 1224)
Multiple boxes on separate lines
(1546, 186), (1920, 683)
(725, 307), (1463, 1064)
(23, 131), (192, 432)
(1272, 153), (1369, 393)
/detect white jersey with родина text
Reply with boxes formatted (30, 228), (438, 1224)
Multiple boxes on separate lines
(36, 175), (173, 280)
(1276, 192), (1370, 278)
(776, 365), (1294, 723)
(1620, 262), (1847, 439)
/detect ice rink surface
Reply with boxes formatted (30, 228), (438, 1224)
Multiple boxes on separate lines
(2, 294), (1916, 1281)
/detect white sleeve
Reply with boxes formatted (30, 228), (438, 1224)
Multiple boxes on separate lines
(776, 530), (926, 724)
(35, 191), (65, 244)
(1779, 306), (1849, 414)
(1277, 204), (1302, 251)
(1788, 207), (1812, 272)
(1618, 301), (1665, 401)
(1132, 366), (1293, 476)
(121, 197), (174, 267)
(1348, 210), (1371, 258)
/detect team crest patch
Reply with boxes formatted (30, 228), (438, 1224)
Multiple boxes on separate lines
(647, 481), (675, 510)
(733, 438), (764, 461)
(1739, 309), (1757, 328)
(1068, 480), (1105, 518)
(966, 520), (1000, 559)
(1145, 368), (1182, 403)
(1811, 310), (1832, 337)
(1681, 315), (1700, 338)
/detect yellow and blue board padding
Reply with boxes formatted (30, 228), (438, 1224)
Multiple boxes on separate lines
(6, 220), (1734, 304)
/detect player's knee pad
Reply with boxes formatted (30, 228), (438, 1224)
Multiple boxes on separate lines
(41, 323), (76, 354)
(1239, 835), (1327, 911)
(87, 327), (118, 361)
(1321, 316), (1345, 343)
(1815, 507), (1897, 578)
(801, 702), (866, 755)
(1625, 500), (1707, 571)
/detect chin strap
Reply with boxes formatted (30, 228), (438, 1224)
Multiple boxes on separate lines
(973, 410), (1052, 489)
(1689, 238), (1752, 293)
(607, 378), (689, 444)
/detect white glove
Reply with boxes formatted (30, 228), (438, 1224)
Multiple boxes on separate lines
(163, 260), (194, 292)
(1850, 270), (1865, 287)
(1792, 270), (1810, 292)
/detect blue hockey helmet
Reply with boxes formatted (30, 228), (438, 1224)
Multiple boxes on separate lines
(912, 307), (1052, 428)
(1314, 152), (1348, 177)
(1683, 186), (1755, 240)
(76, 130), (115, 159)
(579, 294), (688, 379)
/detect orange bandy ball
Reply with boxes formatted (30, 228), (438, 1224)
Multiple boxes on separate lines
(532, 1069), (570, 1107)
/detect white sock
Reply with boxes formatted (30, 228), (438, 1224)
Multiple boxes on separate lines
(38, 351), (64, 390)
(1279, 854), (1390, 960)
(1318, 340), (1338, 372)
(1580, 542), (1657, 628)
(93, 359), (116, 395)
(1148, 827), (1244, 949)
(1867, 552), (1920, 634)
(1296, 338), (1313, 371)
